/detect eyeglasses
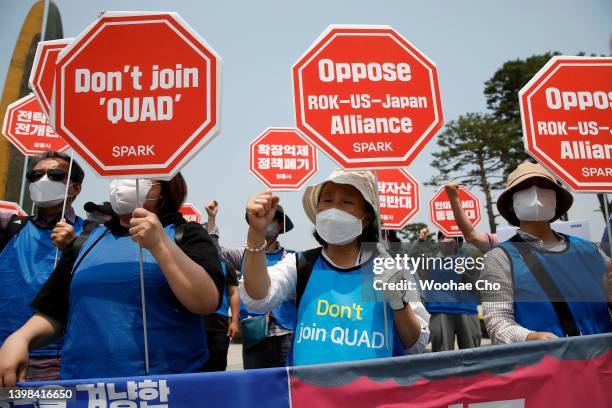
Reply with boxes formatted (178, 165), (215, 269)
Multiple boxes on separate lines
(26, 168), (68, 183)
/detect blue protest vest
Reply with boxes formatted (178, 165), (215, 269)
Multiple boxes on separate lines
(60, 224), (208, 380)
(0, 217), (84, 357)
(291, 254), (398, 366)
(424, 255), (478, 315)
(240, 247), (297, 331)
(500, 235), (612, 337)
(215, 261), (230, 317)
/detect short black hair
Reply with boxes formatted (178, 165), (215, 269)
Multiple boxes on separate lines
(437, 231), (464, 245)
(157, 172), (187, 215)
(30, 151), (85, 184)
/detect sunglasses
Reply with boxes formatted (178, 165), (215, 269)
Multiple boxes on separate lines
(26, 168), (68, 183)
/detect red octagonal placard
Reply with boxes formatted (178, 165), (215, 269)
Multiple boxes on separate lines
(0, 200), (27, 217)
(293, 25), (443, 169)
(2, 93), (69, 156)
(429, 186), (481, 237)
(29, 38), (72, 118)
(519, 56), (612, 192)
(53, 11), (221, 178)
(377, 169), (419, 229)
(179, 203), (202, 224)
(249, 127), (318, 190)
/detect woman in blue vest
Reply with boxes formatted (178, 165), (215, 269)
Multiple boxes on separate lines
(0, 174), (225, 385)
(241, 169), (430, 366)
(482, 162), (612, 344)
(0, 151), (86, 382)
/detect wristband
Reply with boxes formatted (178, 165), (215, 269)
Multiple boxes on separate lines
(245, 239), (267, 253)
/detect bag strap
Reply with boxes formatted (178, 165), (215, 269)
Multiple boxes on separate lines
(295, 247), (323, 308)
(70, 228), (110, 275)
(510, 234), (581, 337)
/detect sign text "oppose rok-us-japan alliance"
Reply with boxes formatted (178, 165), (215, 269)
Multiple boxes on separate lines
(54, 12), (220, 178)
(293, 25), (443, 169)
(520, 56), (612, 191)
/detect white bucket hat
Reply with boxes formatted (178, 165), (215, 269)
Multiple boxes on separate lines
(302, 168), (379, 225)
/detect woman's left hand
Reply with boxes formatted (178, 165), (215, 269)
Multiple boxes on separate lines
(129, 208), (167, 251)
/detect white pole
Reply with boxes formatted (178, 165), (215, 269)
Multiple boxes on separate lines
(136, 179), (150, 374)
(53, 150), (74, 268)
(282, 191), (286, 242)
(18, 156), (29, 208)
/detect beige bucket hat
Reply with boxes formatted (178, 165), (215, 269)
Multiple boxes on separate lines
(302, 168), (379, 225)
(497, 162), (573, 226)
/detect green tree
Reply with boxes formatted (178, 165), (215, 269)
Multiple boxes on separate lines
(484, 51), (612, 222)
(483, 52), (560, 177)
(428, 113), (505, 233)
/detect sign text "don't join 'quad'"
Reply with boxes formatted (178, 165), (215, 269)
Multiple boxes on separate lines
(54, 12), (221, 178)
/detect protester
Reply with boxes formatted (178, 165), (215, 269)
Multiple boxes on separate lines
(205, 200), (298, 368)
(0, 174), (225, 384)
(241, 169), (429, 366)
(444, 181), (498, 253)
(481, 162), (612, 343)
(202, 261), (241, 372)
(82, 201), (115, 232)
(423, 232), (481, 351)
(406, 225), (436, 259)
(0, 151), (86, 382)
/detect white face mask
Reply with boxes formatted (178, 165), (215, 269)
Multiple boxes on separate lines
(109, 179), (154, 215)
(265, 222), (280, 239)
(512, 185), (556, 222)
(315, 208), (363, 245)
(29, 175), (67, 208)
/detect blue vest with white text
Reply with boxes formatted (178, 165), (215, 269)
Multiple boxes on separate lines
(0, 217), (84, 357)
(60, 225), (208, 380)
(291, 255), (400, 366)
(500, 235), (612, 337)
(240, 248), (297, 331)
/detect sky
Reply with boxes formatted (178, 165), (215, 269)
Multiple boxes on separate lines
(0, 0), (611, 249)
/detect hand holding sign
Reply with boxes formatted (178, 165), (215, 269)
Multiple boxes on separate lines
(129, 207), (166, 252)
(51, 219), (75, 250)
